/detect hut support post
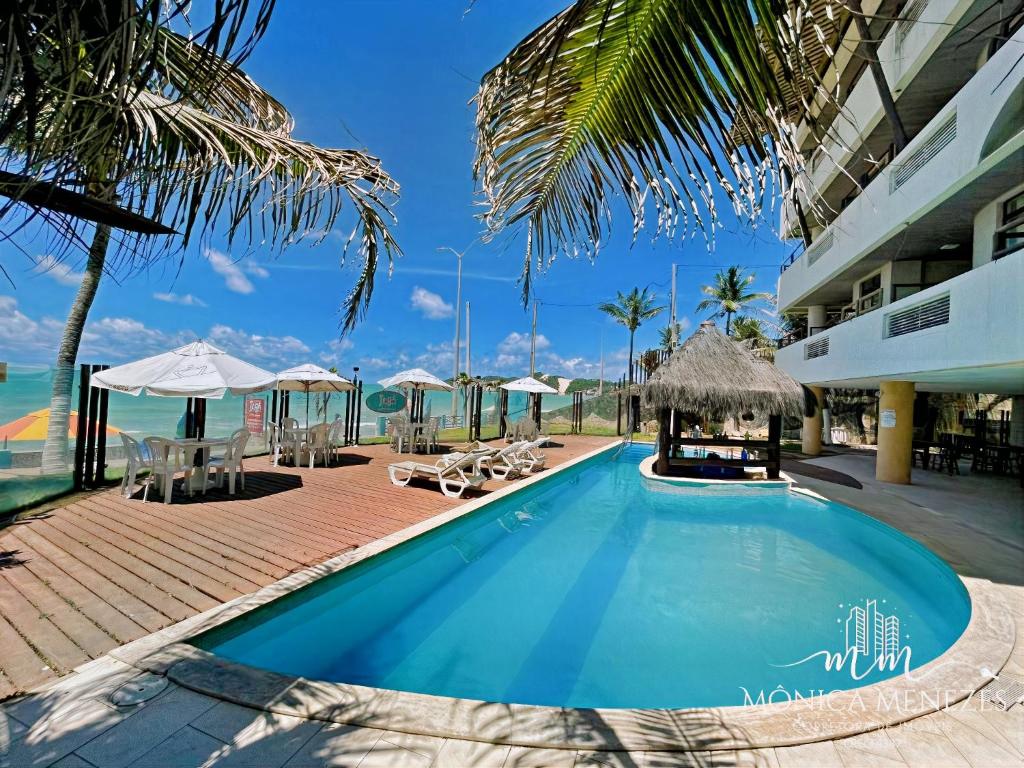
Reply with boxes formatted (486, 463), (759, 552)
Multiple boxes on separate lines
(767, 414), (782, 480)
(656, 408), (671, 475)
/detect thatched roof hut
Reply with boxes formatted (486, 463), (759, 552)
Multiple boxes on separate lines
(644, 321), (807, 420)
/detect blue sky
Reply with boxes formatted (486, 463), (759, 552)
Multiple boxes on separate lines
(0, 0), (795, 381)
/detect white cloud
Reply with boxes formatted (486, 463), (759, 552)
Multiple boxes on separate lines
(153, 291), (207, 307)
(33, 255), (83, 286)
(242, 258), (270, 279)
(80, 316), (192, 359)
(0, 296), (314, 368)
(414, 340), (457, 371)
(410, 286), (454, 320)
(207, 323), (310, 367)
(0, 295), (64, 354)
(497, 331), (550, 355)
(319, 337), (354, 366)
(205, 248), (269, 294)
(538, 351), (601, 378)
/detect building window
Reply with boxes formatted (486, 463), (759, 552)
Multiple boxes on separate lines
(857, 273), (883, 314)
(994, 190), (1024, 260)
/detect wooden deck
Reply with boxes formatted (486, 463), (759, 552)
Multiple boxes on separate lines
(0, 436), (613, 699)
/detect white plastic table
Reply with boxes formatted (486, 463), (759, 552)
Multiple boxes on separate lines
(156, 437), (229, 502)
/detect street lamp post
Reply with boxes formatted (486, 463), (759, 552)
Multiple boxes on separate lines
(437, 244), (473, 425)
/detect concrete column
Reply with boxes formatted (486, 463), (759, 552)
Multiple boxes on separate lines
(876, 381), (915, 484)
(802, 385), (824, 456)
(807, 305), (827, 334)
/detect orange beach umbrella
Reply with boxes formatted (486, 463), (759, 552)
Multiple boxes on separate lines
(0, 408), (121, 441)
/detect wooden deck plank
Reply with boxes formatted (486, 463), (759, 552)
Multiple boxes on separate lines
(82, 495), (279, 585)
(0, 612), (57, 692)
(5, 533), (148, 644)
(71, 499), (263, 597)
(8, 527), (169, 634)
(0, 436), (613, 692)
(0, 571), (91, 672)
(0, 566), (115, 660)
(26, 521), (199, 622)
(113, 499), (304, 573)
(47, 512), (225, 612)
(127, 492), (338, 564)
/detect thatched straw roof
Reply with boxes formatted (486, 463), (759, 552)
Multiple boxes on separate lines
(643, 321), (808, 419)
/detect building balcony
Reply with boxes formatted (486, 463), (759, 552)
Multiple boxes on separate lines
(775, 250), (1024, 393)
(778, 25), (1024, 311)
(789, 0), (973, 215)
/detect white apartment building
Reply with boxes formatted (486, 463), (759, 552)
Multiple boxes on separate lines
(772, 0), (1024, 482)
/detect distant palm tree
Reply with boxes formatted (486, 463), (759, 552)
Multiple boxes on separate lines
(455, 372), (473, 428)
(598, 288), (664, 386)
(695, 267), (771, 335)
(658, 323), (684, 352)
(731, 316), (769, 347)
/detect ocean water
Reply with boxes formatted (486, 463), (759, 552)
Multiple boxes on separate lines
(196, 444), (971, 709)
(0, 364), (573, 451)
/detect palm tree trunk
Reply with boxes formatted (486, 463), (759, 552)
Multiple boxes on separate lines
(40, 223), (111, 474)
(725, 312), (733, 335)
(848, 0), (909, 152)
(627, 330), (635, 387)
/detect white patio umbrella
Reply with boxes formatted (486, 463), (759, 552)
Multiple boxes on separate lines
(90, 341), (276, 398)
(378, 368), (452, 422)
(277, 364), (354, 426)
(501, 376), (558, 430)
(500, 376), (558, 395)
(377, 367), (452, 391)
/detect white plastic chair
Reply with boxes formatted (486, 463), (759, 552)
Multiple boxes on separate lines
(327, 419), (345, 463)
(208, 428), (250, 494)
(142, 437), (184, 503)
(389, 416), (410, 453)
(119, 433), (152, 498)
(281, 417), (302, 465)
(306, 423), (332, 468)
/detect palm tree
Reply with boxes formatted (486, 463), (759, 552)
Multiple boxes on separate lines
(472, 0), (851, 296)
(0, 3), (400, 473)
(658, 323), (684, 353)
(455, 372), (473, 429)
(598, 288), (664, 386)
(695, 267), (771, 335)
(731, 316), (770, 348)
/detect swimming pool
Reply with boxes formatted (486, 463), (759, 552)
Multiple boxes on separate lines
(193, 443), (971, 709)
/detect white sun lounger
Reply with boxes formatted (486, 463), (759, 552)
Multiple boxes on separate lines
(512, 437), (550, 474)
(479, 441), (530, 480)
(388, 453), (487, 498)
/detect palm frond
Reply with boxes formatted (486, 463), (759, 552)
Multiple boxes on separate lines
(0, 0), (401, 332)
(474, 0), (826, 298)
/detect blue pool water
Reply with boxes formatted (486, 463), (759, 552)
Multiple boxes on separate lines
(194, 444), (971, 709)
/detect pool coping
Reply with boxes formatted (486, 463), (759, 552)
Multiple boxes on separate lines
(107, 440), (1016, 752)
(638, 454), (793, 490)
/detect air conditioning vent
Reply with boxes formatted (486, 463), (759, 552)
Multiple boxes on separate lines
(889, 112), (957, 193)
(885, 294), (950, 338)
(805, 336), (830, 359)
(806, 231), (836, 266)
